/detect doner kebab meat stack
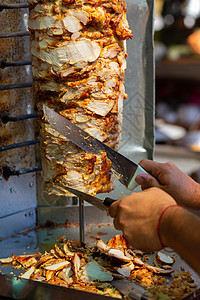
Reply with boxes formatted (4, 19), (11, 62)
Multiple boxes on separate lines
(28, 0), (132, 196)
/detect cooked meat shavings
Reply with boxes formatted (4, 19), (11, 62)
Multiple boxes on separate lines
(0, 234), (197, 299)
(28, 0), (132, 196)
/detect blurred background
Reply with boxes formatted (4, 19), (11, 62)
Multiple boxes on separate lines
(154, 0), (200, 182)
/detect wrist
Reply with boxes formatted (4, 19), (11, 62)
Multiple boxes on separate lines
(192, 182), (200, 208)
(158, 205), (182, 249)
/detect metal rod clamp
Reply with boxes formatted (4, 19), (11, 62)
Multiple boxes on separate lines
(0, 60), (32, 69)
(0, 3), (29, 10)
(0, 31), (30, 38)
(1, 113), (38, 124)
(0, 139), (40, 152)
(2, 166), (42, 180)
(0, 82), (33, 91)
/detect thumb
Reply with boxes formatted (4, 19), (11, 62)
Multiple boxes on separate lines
(135, 174), (160, 190)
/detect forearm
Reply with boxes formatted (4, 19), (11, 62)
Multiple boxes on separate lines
(186, 181), (200, 209)
(173, 180), (200, 209)
(161, 206), (200, 275)
(138, 159), (200, 209)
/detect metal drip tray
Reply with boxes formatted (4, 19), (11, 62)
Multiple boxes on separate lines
(0, 206), (199, 300)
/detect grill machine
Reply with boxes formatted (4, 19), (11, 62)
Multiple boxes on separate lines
(0, 1), (199, 299)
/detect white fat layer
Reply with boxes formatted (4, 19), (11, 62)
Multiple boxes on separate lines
(63, 15), (82, 33)
(59, 265), (73, 284)
(86, 101), (114, 117)
(123, 40), (127, 52)
(44, 261), (70, 270)
(146, 265), (174, 274)
(63, 40), (101, 64)
(31, 40), (101, 67)
(63, 266), (73, 277)
(71, 10), (89, 25)
(38, 39), (48, 49)
(66, 171), (82, 182)
(107, 249), (131, 262)
(157, 252), (174, 264)
(85, 127), (106, 142)
(75, 114), (91, 123)
(29, 16), (59, 30)
(0, 257), (13, 263)
(71, 31), (81, 40)
(96, 240), (110, 252)
(74, 254), (81, 278)
(20, 266), (35, 279)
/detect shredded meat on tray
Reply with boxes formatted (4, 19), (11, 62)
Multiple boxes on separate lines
(0, 235), (197, 299)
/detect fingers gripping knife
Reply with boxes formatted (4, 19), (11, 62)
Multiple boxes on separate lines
(43, 105), (149, 191)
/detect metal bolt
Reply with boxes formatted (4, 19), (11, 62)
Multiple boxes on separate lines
(10, 187), (15, 193)
(29, 181), (34, 188)
(29, 211), (34, 216)
(27, 104), (31, 114)
(24, 13), (28, 30)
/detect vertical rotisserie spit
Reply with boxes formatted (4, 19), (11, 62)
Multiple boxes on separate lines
(28, 0), (132, 196)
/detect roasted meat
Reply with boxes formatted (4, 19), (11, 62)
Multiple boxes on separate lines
(0, 235), (197, 299)
(28, 0), (132, 196)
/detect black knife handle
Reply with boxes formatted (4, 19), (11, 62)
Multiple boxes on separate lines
(103, 197), (117, 208)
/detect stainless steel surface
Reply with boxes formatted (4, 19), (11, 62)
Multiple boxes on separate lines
(0, 208), (36, 240)
(43, 105), (139, 189)
(0, 173), (36, 219)
(0, 0), (37, 238)
(0, 273), (115, 300)
(56, 185), (116, 211)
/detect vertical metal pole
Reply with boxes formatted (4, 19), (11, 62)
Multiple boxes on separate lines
(79, 198), (85, 242)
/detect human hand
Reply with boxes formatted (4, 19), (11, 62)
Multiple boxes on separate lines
(109, 187), (176, 252)
(135, 159), (200, 209)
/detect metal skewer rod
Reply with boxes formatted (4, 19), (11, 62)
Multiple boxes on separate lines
(0, 139), (40, 152)
(0, 31), (30, 38)
(79, 198), (85, 243)
(0, 3), (29, 9)
(1, 113), (38, 124)
(2, 166), (42, 180)
(0, 60), (32, 68)
(0, 82), (33, 91)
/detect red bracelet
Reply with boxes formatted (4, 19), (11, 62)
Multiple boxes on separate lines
(157, 204), (181, 252)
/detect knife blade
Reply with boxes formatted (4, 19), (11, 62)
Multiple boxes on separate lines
(111, 279), (154, 300)
(56, 184), (116, 211)
(43, 105), (149, 190)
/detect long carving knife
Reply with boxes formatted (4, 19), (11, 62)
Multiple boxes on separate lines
(55, 184), (116, 211)
(43, 105), (149, 190)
